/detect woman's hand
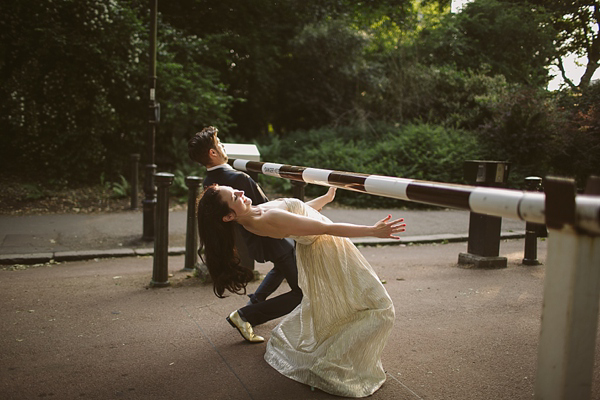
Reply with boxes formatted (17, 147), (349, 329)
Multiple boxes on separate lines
(372, 215), (406, 239)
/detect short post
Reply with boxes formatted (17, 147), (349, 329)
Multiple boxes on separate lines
(150, 172), (174, 287)
(458, 160), (510, 268)
(291, 180), (307, 201)
(130, 154), (140, 210)
(183, 176), (202, 271)
(534, 176), (600, 400)
(522, 176), (542, 265)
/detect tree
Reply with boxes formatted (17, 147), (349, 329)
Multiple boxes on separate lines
(0, 0), (147, 181)
(158, 0), (430, 138)
(0, 0), (233, 181)
(417, 0), (557, 87)
(528, 0), (599, 89)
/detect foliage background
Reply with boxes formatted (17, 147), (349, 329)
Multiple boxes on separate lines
(1, 0), (598, 208)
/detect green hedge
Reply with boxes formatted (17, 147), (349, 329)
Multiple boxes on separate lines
(258, 122), (483, 208)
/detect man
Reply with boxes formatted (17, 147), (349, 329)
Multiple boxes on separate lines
(188, 126), (302, 343)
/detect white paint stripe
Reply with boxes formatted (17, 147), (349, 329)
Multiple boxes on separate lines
(518, 192), (546, 224)
(231, 159), (248, 171)
(576, 196), (600, 234)
(302, 168), (332, 186)
(261, 162), (283, 178)
(364, 175), (413, 201)
(469, 187), (523, 219)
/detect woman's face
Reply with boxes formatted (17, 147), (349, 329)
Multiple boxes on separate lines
(218, 186), (252, 219)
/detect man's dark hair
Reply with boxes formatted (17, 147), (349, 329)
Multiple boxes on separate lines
(188, 126), (219, 166)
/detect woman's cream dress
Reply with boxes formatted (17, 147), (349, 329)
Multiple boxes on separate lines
(264, 198), (395, 398)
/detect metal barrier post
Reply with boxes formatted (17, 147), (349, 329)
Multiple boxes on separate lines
(150, 172), (174, 287)
(534, 177), (600, 400)
(130, 154), (140, 210)
(523, 176), (543, 265)
(458, 160), (510, 268)
(291, 180), (306, 201)
(183, 176), (202, 271)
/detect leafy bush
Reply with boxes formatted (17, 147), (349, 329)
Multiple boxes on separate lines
(259, 122), (482, 207)
(0, 1), (233, 184)
(475, 87), (569, 187)
(551, 82), (600, 187)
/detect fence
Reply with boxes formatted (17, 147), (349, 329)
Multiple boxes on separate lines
(226, 158), (600, 400)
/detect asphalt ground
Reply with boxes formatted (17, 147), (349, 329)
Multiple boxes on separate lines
(4, 238), (600, 400)
(1, 207), (599, 399)
(0, 207), (527, 264)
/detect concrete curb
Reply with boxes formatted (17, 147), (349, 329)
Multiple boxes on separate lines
(0, 232), (526, 265)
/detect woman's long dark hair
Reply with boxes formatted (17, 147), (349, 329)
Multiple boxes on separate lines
(197, 184), (254, 298)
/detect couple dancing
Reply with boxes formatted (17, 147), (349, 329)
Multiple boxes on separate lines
(188, 127), (406, 398)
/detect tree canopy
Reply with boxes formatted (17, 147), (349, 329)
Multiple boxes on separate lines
(0, 0), (597, 187)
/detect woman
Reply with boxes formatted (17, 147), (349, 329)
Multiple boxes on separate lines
(197, 184), (405, 397)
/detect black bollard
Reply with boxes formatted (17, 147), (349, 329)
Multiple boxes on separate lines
(130, 154), (140, 210)
(458, 160), (510, 268)
(183, 176), (202, 272)
(150, 172), (174, 287)
(522, 177), (543, 265)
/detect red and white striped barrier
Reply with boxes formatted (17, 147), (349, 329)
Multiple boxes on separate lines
(230, 158), (600, 400)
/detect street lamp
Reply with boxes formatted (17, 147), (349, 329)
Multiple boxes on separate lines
(143, 0), (159, 241)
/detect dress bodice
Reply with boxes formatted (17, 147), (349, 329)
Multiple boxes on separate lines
(281, 198), (332, 245)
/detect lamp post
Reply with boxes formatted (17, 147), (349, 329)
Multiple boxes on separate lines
(143, 0), (159, 241)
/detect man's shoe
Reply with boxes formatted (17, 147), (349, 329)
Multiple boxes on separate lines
(226, 311), (264, 343)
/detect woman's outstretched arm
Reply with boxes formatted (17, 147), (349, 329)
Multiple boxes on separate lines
(246, 208), (405, 240)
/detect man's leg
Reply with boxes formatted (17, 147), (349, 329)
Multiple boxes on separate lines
(247, 238), (295, 304)
(238, 248), (302, 327)
(247, 268), (284, 304)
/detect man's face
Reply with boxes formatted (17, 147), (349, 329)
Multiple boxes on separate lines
(213, 134), (228, 163)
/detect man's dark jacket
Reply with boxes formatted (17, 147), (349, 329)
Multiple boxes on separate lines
(203, 166), (292, 263)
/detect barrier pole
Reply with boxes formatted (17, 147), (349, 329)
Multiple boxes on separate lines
(228, 158), (600, 234)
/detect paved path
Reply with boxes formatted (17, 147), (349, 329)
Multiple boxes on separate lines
(0, 207), (527, 264)
(4, 207), (597, 400)
(6, 238), (595, 400)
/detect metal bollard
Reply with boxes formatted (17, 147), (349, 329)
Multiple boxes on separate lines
(150, 172), (174, 287)
(130, 154), (140, 210)
(291, 180), (306, 201)
(183, 176), (202, 271)
(522, 177), (543, 265)
(458, 160), (510, 268)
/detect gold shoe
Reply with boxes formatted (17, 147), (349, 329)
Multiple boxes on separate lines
(226, 311), (264, 343)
